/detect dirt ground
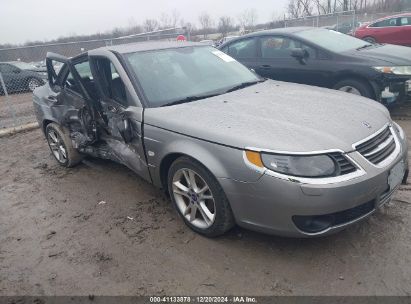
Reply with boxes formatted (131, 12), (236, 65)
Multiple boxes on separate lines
(1, 121), (411, 297)
(0, 93), (35, 129)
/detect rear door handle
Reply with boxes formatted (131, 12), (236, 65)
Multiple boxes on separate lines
(260, 65), (271, 69)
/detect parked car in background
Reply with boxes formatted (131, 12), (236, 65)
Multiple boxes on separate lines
(219, 27), (411, 104)
(0, 61), (45, 94)
(326, 22), (365, 34)
(11, 61), (48, 79)
(199, 39), (215, 45)
(354, 13), (411, 46)
(214, 35), (239, 47)
(33, 42), (408, 237)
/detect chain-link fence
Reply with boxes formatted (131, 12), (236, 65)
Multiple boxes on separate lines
(0, 28), (186, 130)
(284, 10), (411, 33)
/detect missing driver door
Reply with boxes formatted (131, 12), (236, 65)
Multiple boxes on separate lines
(90, 56), (151, 182)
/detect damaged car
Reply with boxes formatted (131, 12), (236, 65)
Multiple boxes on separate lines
(219, 27), (411, 105)
(33, 42), (408, 237)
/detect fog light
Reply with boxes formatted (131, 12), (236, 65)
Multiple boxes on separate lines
(292, 215), (334, 233)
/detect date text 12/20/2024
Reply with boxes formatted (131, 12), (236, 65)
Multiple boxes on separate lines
(149, 296), (257, 303)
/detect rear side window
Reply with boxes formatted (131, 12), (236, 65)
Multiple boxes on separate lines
(227, 38), (257, 59)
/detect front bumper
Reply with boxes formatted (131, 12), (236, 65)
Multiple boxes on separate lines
(219, 131), (408, 237)
(373, 75), (411, 104)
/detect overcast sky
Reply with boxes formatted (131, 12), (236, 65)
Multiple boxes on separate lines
(0, 0), (288, 44)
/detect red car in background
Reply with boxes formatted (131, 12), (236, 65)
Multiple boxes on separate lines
(355, 13), (411, 46)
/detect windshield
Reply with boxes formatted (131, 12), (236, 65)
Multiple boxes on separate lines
(125, 46), (259, 107)
(295, 29), (372, 53)
(11, 61), (35, 70)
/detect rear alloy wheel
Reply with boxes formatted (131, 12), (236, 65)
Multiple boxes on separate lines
(27, 78), (42, 92)
(364, 36), (376, 44)
(168, 157), (235, 237)
(333, 79), (374, 99)
(45, 123), (83, 167)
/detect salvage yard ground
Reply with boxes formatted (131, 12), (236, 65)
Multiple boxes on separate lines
(1, 120), (411, 296)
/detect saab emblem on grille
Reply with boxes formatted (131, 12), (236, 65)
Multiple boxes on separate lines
(362, 121), (372, 129)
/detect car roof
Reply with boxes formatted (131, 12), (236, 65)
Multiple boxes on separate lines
(218, 27), (317, 48)
(95, 41), (205, 54)
(374, 13), (411, 22)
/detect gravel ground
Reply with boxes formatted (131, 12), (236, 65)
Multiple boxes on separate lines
(0, 120), (411, 296)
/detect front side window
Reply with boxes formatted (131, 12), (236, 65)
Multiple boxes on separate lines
(260, 36), (316, 59)
(227, 38), (257, 58)
(400, 17), (411, 26)
(125, 46), (259, 107)
(0, 64), (20, 73)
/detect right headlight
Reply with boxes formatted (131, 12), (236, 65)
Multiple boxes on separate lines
(373, 66), (411, 76)
(245, 151), (336, 178)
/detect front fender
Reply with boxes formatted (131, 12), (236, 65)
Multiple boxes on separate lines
(143, 124), (263, 188)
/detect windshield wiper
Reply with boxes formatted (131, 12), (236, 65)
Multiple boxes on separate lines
(161, 93), (220, 107)
(356, 44), (374, 51)
(225, 79), (266, 93)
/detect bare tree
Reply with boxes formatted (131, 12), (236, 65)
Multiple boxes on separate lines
(171, 9), (181, 28)
(143, 19), (159, 32)
(238, 9), (258, 30)
(218, 16), (234, 37)
(160, 12), (171, 28)
(199, 12), (213, 38)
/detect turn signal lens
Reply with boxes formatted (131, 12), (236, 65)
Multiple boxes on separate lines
(245, 150), (264, 168)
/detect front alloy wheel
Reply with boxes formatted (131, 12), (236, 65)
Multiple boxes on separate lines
(172, 168), (216, 229)
(168, 157), (235, 237)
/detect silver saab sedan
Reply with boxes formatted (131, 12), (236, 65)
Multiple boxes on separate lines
(33, 42), (409, 237)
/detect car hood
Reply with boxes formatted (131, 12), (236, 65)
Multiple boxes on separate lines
(144, 80), (391, 153)
(345, 44), (411, 65)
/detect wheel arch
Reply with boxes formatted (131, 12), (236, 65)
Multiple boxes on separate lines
(144, 125), (264, 189)
(332, 73), (377, 99)
(42, 119), (58, 136)
(157, 147), (230, 191)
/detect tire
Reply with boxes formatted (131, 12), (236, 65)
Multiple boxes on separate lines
(167, 156), (235, 237)
(45, 123), (83, 167)
(364, 36), (376, 44)
(333, 78), (374, 99)
(27, 78), (42, 92)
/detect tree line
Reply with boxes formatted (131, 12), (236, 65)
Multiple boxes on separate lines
(1, 1), (410, 49)
(0, 8), (260, 49)
(287, 0), (409, 18)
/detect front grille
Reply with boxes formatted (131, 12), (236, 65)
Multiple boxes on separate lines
(329, 153), (357, 175)
(355, 127), (396, 165)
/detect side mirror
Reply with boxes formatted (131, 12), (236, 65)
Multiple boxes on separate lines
(118, 118), (133, 143)
(291, 48), (309, 65)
